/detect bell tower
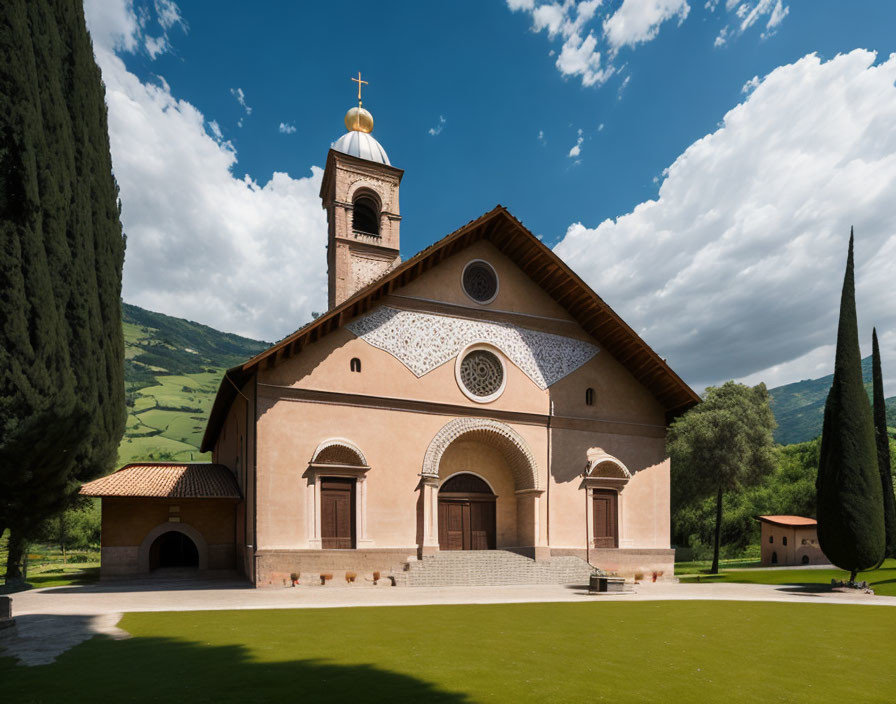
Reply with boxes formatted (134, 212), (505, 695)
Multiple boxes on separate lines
(320, 72), (403, 309)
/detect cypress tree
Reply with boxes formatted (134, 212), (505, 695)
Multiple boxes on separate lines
(0, 0), (125, 581)
(871, 328), (896, 558)
(816, 231), (885, 580)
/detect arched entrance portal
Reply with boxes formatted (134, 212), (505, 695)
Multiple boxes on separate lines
(419, 418), (544, 556)
(149, 531), (199, 570)
(438, 473), (496, 550)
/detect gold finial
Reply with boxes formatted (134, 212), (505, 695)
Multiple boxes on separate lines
(351, 71), (368, 107)
(345, 71), (373, 133)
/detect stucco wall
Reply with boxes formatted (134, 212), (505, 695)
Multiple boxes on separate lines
(760, 523), (826, 565)
(217, 234), (677, 583)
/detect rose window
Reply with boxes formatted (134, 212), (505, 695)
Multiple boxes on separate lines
(462, 261), (498, 303)
(459, 349), (504, 398)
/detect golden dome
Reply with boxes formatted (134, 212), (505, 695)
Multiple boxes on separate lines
(345, 106), (374, 133)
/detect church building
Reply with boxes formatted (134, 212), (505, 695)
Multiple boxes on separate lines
(82, 82), (699, 586)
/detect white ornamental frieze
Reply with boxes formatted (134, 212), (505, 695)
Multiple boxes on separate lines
(346, 306), (599, 389)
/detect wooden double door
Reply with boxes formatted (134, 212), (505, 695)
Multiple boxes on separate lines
(321, 478), (356, 549)
(438, 499), (496, 550)
(592, 489), (619, 548)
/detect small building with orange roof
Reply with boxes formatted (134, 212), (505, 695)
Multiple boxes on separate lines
(757, 515), (828, 566)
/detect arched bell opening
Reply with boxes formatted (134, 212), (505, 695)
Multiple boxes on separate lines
(352, 193), (380, 236)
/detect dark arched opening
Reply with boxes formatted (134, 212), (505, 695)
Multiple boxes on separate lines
(438, 473), (496, 551)
(801, 554), (810, 565)
(350, 357), (362, 373)
(149, 530), (199, 570)
(771, 551), (778, 565)
(585, 387), (595, 406)
(353, 195), (379, 235)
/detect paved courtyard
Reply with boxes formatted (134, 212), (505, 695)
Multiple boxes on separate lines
(3, 578), (895, 666)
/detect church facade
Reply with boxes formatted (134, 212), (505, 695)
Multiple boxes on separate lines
(83, 96), (699, 586)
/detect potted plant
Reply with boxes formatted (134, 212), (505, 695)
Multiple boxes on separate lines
(290, 572), (299, 587)
(320, 573), (332, 585)
(372, 570), (380, 586)
(345, 572), (356, 584)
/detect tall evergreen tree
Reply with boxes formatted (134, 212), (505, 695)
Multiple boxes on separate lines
(871, 328), (896, 558)
(0, 0), (125, 582)
(816, 232), (884, 581)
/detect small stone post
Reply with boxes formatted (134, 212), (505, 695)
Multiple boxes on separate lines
(0, 595), (14, 630)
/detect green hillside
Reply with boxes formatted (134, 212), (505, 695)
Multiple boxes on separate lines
(769, 356), (896, 445)
(119, 303), (269, 465)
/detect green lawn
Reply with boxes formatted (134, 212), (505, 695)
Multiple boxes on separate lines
(0, 534), (100, 593)
(678, 558), (896, 596)
(2, 601), (895, 702)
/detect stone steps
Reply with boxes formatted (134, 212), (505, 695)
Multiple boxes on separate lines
(391, 550), (598, 587)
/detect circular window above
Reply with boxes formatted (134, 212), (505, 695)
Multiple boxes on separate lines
(457, 347), (505, 402)
(462, 260), (499, 304)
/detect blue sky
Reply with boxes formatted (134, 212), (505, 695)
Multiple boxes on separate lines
(83, 1), (896, 393)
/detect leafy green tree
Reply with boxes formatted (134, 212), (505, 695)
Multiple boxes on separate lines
(871, 328), (896, 558)
(0, 0), (125, 583)
(816, 233), (884, 580)
(35, 497), (100, 561)
(669, 381), (778, 573)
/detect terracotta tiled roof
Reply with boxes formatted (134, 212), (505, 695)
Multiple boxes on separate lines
(80, 463), (241, 499)
(757, 515), (817, 527)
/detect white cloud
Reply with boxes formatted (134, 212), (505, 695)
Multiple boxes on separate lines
(279, 122), (297, 134)
(617, 74), (631, 99)
(508, 1), (616, 87)
(84, 0), (328, 341)
(208, 120), (223, 141)
(714, 25), (729, 47)
(715, 0), (788, 47)
(568, 128), (584, 158)
(598, 122), (605, 131)
(538, 129), (546, 143)
(230, 87), (252, 116)
(428, 115), (447, 136)
(554, 50), (896, 394)
(603, 0), (690, 52)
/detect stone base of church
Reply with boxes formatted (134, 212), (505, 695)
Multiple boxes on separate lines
(549, 548), (675, 580)
(254, 548), (417, 588)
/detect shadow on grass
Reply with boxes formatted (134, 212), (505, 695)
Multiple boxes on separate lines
(1, 568), (100, 595)
(1, 632), (470, 703)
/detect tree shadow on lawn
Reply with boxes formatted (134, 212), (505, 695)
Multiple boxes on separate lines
(1, 632), (471, 703)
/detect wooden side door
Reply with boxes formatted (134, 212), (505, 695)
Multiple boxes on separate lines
(439, 500), (468, 551)
(321, 478), (355, 549)
(470, 501), (495, 550)
(592, 489), (618, 548)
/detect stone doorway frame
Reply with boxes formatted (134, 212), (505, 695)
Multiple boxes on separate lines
(304, 438), (372, 549)
(138, 522), (209, 574)
(418, 417), (544, 557)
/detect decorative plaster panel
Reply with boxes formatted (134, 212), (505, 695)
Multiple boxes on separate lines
(346, 306), (599, 390)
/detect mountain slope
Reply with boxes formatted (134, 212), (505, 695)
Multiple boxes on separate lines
(119, 303), (269, 465)
(769, 356), (896, 444)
